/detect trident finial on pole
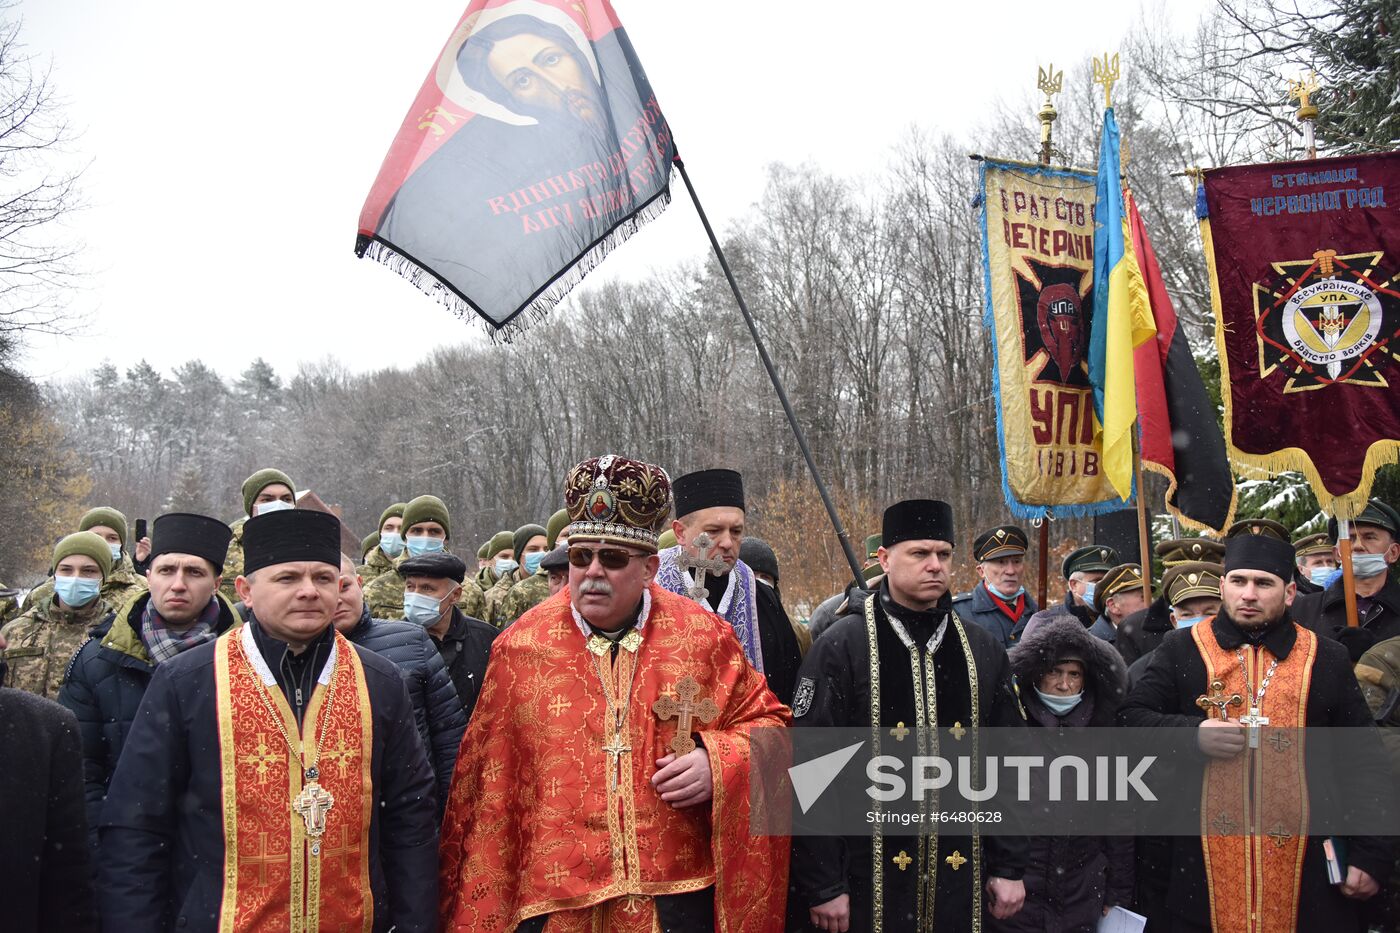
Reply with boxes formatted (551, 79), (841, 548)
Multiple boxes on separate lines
(1093, 52), (1121, 109)
(1037, 64), (1063, 165)
(1288, 71), (1321, 158)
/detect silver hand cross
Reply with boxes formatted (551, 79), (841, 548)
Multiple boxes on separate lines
(678, 532), (728, 601)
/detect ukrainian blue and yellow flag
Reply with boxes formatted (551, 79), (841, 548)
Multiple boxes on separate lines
(1088, 108), (1156, 501)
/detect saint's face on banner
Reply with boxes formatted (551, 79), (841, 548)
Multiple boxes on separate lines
(358, 0), (676, 330)
(454, 13), (608, 136)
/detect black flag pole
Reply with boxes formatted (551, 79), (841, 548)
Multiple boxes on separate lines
(673, 155), (865, 586)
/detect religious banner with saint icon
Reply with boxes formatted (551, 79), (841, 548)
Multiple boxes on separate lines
(978, 158), (1124, 517)
(355, 0), (675, 335)
(1200, 150), (1400, 518)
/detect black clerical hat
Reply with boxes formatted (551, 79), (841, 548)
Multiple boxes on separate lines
(672, 469), (745, 518)
(149, 512), (233, 574)
(1223, 534), (1296, 584)
(882, 499), (955, 548)
(398, 552), (468, 583)
(242, 509), (342, 576)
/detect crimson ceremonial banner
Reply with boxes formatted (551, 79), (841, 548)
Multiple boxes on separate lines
(356, 0), (674, 334)
(979, 159), (1124, 518)
(1201, 151), (1400, 518)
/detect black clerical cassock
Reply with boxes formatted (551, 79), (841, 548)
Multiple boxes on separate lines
(788, 500), (1029, 933)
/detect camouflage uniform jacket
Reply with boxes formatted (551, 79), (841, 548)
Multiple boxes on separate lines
(357, 546), (398, 585)
(474, 566), (498, 593)
(0, 582), (19, 627)
(1356, 635), (1400, 776)
(363, 565), (486, 622)
(24, 555), (148, 617)
(1, 594), (115, 699)
(495, 570), (550, 628)
(219, 517), (248, 602)
(481, 572), (518, 627)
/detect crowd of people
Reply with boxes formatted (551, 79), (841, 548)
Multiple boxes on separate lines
(1, 459), (1399, 932)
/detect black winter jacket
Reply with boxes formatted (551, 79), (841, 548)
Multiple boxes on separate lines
(57, 590), (239, 848)
(344, 605), (466, 809)
(0, 688), (96, 932)
(998, 618), (1134, 932)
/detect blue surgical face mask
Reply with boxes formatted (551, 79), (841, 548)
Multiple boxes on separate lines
(109, 543), (123, 563)
(55, 575), (101, 609)
(496, 558), (520, 576)
(524, 552), (546, 575)
(1033, 687), (1084, 716)
(1352, 552), (1390, 579)
(406, 535), (445, 557)
(1174, 614), (1206, 629)
(1079, 582), (1097, 606)
(254, 499), (293, 516)
(402, 591), (449, 627)
(379, 532), (404, 558)
(988, 583), (1025, 601)
(1309, 566), (1335, 586)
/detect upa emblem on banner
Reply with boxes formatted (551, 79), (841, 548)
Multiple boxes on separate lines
(1018, 260), (1094, 386)
(1253, 249), (1400, 391)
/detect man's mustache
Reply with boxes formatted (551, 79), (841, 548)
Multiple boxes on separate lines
(578, 578), (613, 596)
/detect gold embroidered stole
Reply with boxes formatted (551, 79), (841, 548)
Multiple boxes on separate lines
(1192, 621), (1316, 933)
(214, 627), (374, 932)
(864, 596), (982, 933)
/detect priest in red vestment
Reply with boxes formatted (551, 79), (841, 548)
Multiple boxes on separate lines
(439, 455), (791, 932)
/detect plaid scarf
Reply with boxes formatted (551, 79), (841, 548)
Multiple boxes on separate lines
(141, 596), (222, 665)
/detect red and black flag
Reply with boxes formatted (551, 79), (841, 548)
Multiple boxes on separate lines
(355, 0), (675, 334)
(1200, 151), (1400, 519)
(1127, 193), (1236, 531)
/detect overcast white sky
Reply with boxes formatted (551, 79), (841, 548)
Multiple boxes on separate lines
(17, 0), (1207, 384)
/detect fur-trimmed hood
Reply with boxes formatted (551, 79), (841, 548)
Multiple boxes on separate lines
(1010, 616), (1128, 726)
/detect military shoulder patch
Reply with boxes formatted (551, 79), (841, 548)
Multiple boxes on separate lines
(792, 676), (816, 718)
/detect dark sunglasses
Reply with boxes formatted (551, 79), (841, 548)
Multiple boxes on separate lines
(568, 546), (645, 570)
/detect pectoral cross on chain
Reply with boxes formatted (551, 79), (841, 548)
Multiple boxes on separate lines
(602, 732), (631, 791)
(679, 532), (727, 602)
(653, 676), (720, 756)
(1239, 707), (1270, 749)
(1196, 680), (1243, 720)
(293, 781), (335, 842)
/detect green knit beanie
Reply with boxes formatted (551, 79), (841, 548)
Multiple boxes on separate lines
(362, 532), (380, 559)
(403, 495), (451, 540)
(513, 523), (548, 559)
(79, 507), (129, 546)
(53, 531), (113, 580)
(378, 502), (406, 531)
(241, 468), (296, 517)
(487, 530), (514, 558)
(477, 540), (490, 560)
(545, 508), (570, 549)
(658, 529), (678, 550)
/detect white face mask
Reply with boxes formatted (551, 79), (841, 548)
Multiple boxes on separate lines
(1352, 552), (1390, 579)
(254, 500), (294, 516)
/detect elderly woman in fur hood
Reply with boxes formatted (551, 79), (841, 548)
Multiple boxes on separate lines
(994, 617), (1135, 932)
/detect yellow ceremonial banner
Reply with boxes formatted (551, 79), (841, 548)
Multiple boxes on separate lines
(979, 159), (1121, 517)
